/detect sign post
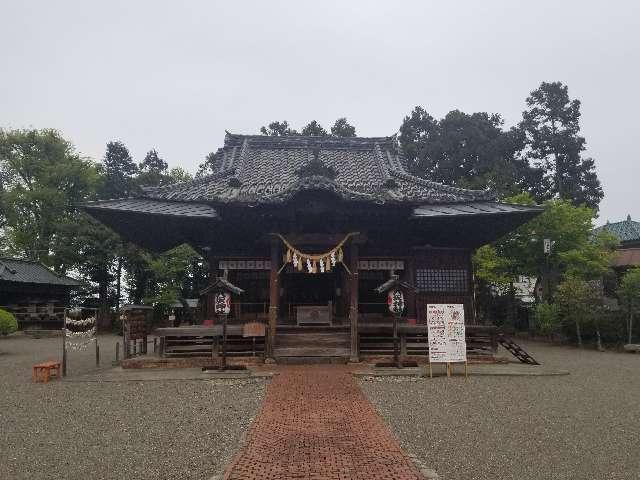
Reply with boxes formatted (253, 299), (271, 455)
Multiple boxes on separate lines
(426, 304), (467, 378)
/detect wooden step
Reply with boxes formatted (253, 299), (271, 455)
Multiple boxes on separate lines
(273, 346), (350, 358)
(275, 332), (349, 349)
(275, 356), (348, 365)
(276, 325), (350, 334)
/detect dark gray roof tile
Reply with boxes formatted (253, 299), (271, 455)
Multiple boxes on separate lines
(82, 198), (218, 218)
(143, 133), (495, 205)
(0, 258), (82, 286)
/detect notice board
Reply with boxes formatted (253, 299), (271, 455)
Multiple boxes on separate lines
(427, 304), (467, 363)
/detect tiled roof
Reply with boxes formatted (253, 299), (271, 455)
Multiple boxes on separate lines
(593, 215), (640, 244)
(412, 202), (543, 218)
(0, 258), (82, 286)
(82, 198), (218, 218)
(142, 133), (495, 205)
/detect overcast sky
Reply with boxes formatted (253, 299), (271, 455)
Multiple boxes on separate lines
(2, 1), (638, 225)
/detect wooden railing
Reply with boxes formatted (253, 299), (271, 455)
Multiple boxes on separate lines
(358, 324), (498, 359)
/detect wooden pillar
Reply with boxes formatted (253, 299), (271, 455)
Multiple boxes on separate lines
(405, 256), (417, 321)
(349, 243), (359, 362)
(266, 238), (280, 359)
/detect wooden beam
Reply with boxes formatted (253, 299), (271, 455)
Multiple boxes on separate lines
(266, 238), (280, 359)
(264, 232), (367, 246)
(349, 242), (359, 362)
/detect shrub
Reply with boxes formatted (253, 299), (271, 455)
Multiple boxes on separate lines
(0, 308), (18, 335)
(534, 302), (560, 336)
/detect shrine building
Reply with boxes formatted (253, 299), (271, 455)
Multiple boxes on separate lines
(83, 133), (541, 362)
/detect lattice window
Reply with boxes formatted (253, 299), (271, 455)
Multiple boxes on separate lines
(415, 268), (468, 293)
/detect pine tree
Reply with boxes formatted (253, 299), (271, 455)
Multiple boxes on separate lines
(330, 118), (356, 137)
(520, 81), (603, 209)
(101, 141), (138, 198)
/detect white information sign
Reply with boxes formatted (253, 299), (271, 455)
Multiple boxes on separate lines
(427, 304), (467, 363)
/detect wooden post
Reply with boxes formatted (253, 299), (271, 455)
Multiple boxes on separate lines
(405, 258), (417, 321)
(393, 313), (400, 368)
(266, 238), (280, 360)
(116, 342), (120, 363)
(349, 243), (359, 362)
(95, 338), (100, 367)
(221, 314), (227, 369)
(61, 307), (67, 377)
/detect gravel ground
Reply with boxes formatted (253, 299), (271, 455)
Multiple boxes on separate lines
(360, 341), (640, 480)
(0, 334), (266, 480)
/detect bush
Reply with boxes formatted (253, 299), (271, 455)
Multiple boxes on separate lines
(534, 302), (560, 336)
(0, 308), (18, 335)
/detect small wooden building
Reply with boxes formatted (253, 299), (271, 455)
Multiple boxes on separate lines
(594, 214), (640, 269)
(0, 257), (82, 329)
(84, 133), (541, 361)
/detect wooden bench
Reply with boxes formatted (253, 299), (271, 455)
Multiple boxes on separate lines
(32, 361), (61, 383)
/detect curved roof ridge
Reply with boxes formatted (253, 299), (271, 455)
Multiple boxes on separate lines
(388, 168), (495, 201)
(141, 166), (237, 197)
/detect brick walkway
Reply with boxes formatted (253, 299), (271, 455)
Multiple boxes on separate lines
(224, 365), (423, 480)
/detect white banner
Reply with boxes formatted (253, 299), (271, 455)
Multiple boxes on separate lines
(427, 304), (466, 363)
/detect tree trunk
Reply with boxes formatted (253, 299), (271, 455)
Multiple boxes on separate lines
(98, 278), (110, 330)
(575, 319), (583, 348)
(629, 311), (634, 345)
(115, 256), (122, 317)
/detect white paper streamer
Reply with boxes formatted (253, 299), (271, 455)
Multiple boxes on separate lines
(64, 327), (96, 338)
(65, 317), (96, 327)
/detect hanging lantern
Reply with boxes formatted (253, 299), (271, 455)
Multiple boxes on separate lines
(330, 251), (336, 266)
(306, 258), (313, 273)
(338, 248), (344, 262)
(319, 259), (325, 273)
(325, 257), (331, 272)
(214, 291), (232, 315)
(286, 250), (292, 262)
(292, 253), (299, 268)
(387, 289), (405, 316)
(297, 258), (303, 271)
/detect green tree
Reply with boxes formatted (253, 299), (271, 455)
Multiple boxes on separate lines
(260, 120), (299, 136)
(330, 118), (356, 137)
(0, 308), (18, 335)
(168, 167), (193, 183)
(101, 141), (138, 198)
(496, 197), (599, 299)
(137, 149), (169, 187)
(555, 276), (602, 347)
(534, 302), (560, 337)
(0, 128), (97, 268)
(399, 107), (535, 198)
(196, 151), (217, 177)
(560, 231), (618, 281)
(54, 215), (121, 328)
(141, 244), (207, 321)
(520, 81), (603, 209)
(617, 267), (640, 344)
(301, 120), (328, 137)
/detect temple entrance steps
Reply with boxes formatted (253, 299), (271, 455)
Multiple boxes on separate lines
(273, 326), (350, 363)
